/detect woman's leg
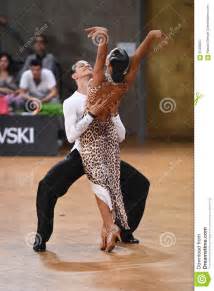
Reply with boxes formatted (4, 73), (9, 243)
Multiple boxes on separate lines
(95, 195), (113, 251)
(95, 195), (121, 252)
(95, 195), (114, 231)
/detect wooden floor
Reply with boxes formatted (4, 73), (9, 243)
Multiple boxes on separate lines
(0, 140), (193, 291)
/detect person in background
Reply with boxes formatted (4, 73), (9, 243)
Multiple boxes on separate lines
(19, 59), (58, 104)
(20, 35), (59, 78)
(0, 52), (17, 95)
(0, 52), (22, 113)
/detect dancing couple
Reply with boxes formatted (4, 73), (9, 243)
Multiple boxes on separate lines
(34, 26), (167, 252)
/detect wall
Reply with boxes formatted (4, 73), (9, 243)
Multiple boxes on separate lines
(0, 0), (194, 140)
(144, 0), (194, 140)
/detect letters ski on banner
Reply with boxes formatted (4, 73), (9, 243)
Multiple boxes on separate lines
(0, 116), (60, 156)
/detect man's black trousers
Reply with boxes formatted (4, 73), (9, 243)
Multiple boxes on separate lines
(36, 149), (150, 242)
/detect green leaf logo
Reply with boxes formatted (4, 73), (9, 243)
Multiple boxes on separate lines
(205, 54), (211, 61)
(197, 55), (203, 61)
(194, 92), (203, 106)
(194, 272), (211, 287)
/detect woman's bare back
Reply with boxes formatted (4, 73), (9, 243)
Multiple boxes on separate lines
(86, 79), (128, 121)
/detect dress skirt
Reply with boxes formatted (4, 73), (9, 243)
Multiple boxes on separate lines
(80, 118), (130, 230)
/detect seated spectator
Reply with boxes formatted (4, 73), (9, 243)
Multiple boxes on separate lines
(0, 52), (23, 114)
(19, 59), (58, 103)
(0, 52), (17, 95)
(20, 35), (59, 78)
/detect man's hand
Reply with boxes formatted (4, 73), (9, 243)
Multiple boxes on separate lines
(110, 100), (120, 116)
(17, 89), (30, 100)
(40, 87), (58, 103)
(88, 96), (113, 117)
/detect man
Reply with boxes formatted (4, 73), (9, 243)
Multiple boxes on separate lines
(19, 59), (58, 103)
(20, 35), (59, 78)
(33, 60), (150, 252)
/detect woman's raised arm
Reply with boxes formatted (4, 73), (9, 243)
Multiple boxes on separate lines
(125, 30), (168, 85)
(85, 26), (109, 86)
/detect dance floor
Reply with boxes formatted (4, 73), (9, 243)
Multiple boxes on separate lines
(0, 140), (193, 291)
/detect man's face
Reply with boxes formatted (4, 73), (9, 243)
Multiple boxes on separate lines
(34, 36), (46, 55)
(72, 61), (93, 80)
(31, 65), (41, 80)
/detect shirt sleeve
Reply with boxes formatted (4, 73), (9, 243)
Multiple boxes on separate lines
(111, 114), (126, 143)
(63, 99), (94, 144)
(46, 70), (56, 89)
(19, 71), (29, 89)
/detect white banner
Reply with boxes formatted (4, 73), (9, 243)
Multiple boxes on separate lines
(195, 0), (214, 288)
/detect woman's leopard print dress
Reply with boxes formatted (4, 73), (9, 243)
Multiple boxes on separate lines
(79, 79), (130, 230)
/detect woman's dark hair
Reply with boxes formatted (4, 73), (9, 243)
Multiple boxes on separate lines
(0, 52), (14, 74)
(109, 48), (129, 83)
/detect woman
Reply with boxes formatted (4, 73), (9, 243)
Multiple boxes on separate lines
(0, 52), (17, 94)
(80, 26), (167, 252)
(0, 52), (20, 112)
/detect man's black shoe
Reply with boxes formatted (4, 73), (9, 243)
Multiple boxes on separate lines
(33, 241), (46, 252)
(121, 233), (140, 244)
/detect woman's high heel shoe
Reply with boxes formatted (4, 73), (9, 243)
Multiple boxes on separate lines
(105, 224), (121, 253)
(100, 226), (107, 251)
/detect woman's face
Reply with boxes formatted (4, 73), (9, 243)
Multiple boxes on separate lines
(105, 56), (112, 74)
(0, 56), (9, 71)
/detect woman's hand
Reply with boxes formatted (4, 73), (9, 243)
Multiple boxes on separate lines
(85, 27), (109, 86)
(85, 26), (109, 46)
(149, 30), (166, 39)
(85, 26), (108, 38)
(149, 30), (168, 46)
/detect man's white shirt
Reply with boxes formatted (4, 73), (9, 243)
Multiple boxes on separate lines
(63, 91), (126, 152)
(20, 68), (56, 99)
